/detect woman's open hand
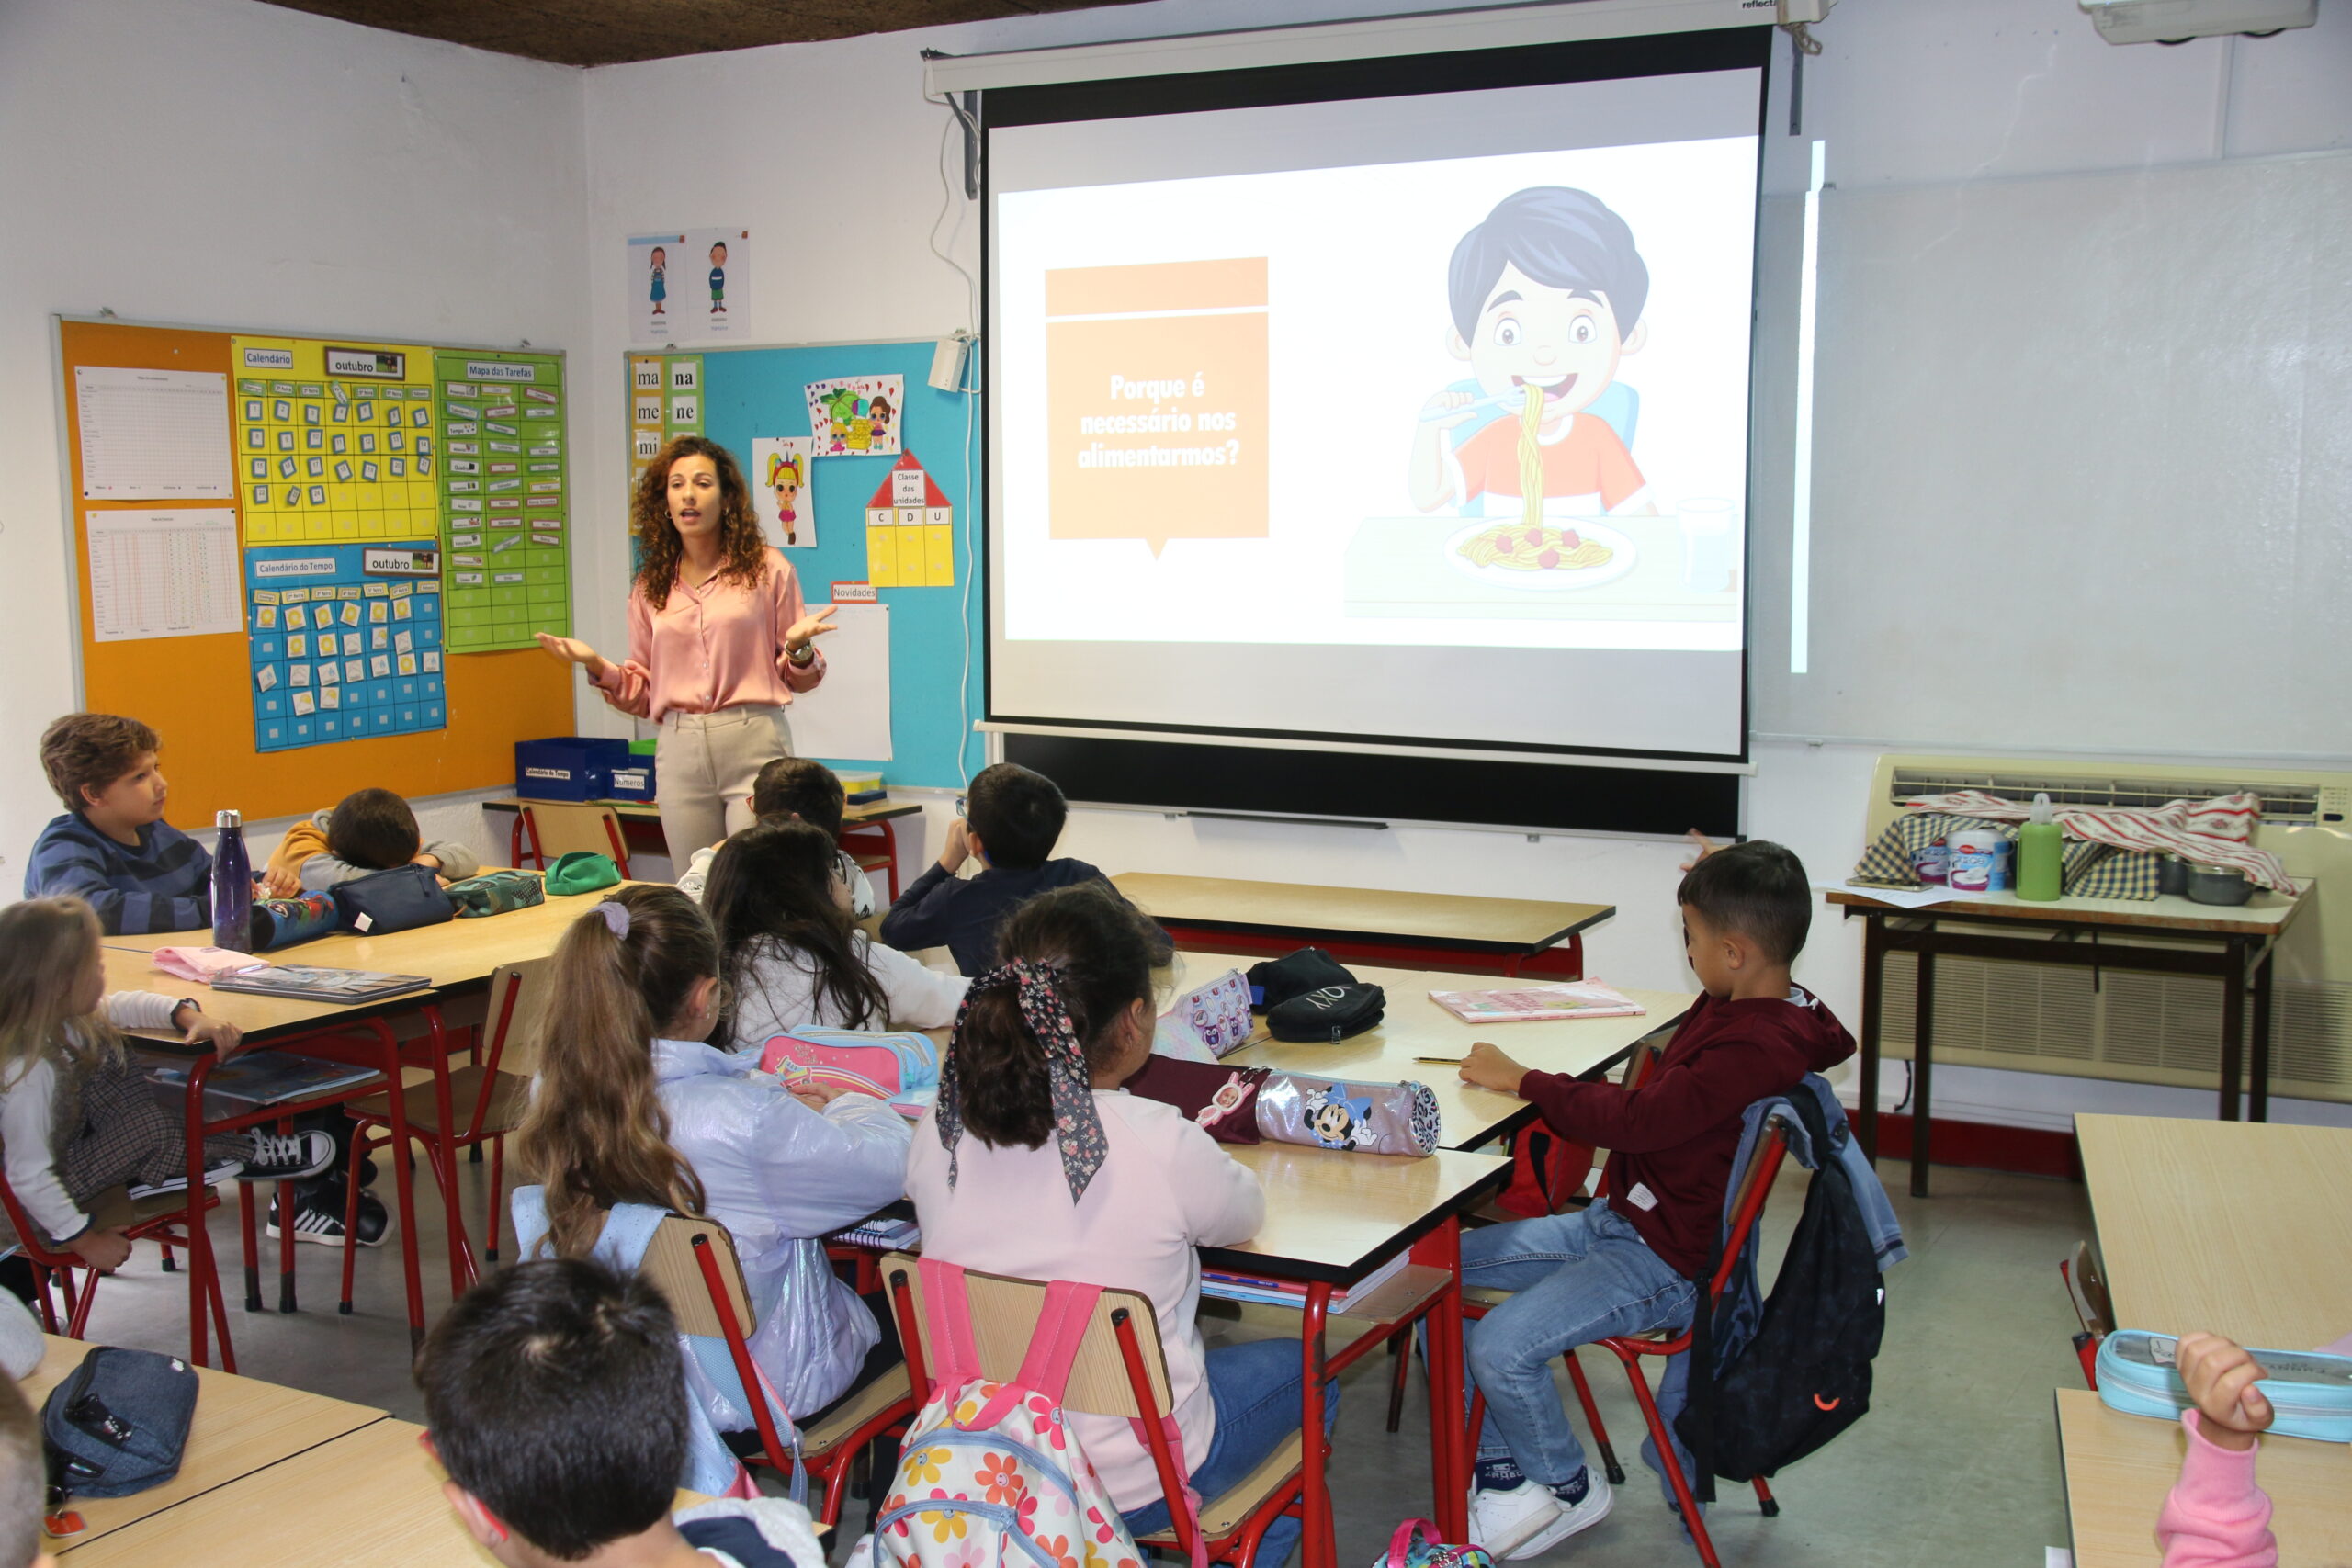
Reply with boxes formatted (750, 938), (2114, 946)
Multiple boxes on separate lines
(535, 633), (610, 679)
(783, 606), (838, 658)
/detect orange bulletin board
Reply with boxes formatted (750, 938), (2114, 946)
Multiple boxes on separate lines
(57, 318), (573, 829)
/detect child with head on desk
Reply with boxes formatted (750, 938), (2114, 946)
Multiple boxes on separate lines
(706, 818), (967, 1041)
(265, 785), (481, 894)
(1453, 839), (1855, 1559)
(0, 898), (334, 1282)
(418, 1257), (824, 1568)
(879, 762), (1157, 976)
(21, 714), (219, 936)
(679, 756), (877, 919)
(514, 884), (912, 1434)
(904, 882), (1328, 1562)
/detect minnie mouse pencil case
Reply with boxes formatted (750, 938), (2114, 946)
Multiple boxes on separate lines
(2095, 1330), (2352, 1443)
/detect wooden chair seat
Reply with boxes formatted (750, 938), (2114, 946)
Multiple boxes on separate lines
(801, 1365), (912, 1459)
(1137, 1430), (1304, 1544)
(350, 1066), (529, 1138)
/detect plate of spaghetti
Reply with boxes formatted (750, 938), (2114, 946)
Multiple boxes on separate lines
(1444, 518), (1636, 592)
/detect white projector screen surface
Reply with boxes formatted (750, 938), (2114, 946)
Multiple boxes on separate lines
(987, 64), (1761, 761)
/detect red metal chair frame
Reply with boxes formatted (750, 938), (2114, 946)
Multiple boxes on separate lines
(839, 816), (901, 901)
(338, 979), (537, 1314)
(883, 1260), (1311, 1568)
(688, 1231), (915, 1529)
(2060, 1256), (2101, 1389)
(0, 1171), (232, 1355)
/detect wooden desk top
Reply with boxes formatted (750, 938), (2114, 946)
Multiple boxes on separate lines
(486, 795), (922, 825)
(1176, 951), (1687, 1152)
(63, 1417), (708, 1566)
(1113, 873), (1612, 954)
(19, 1335), (384, 1552)
(1826, 885), (2306, 937)
(2076, 1114), (2352, 1348)
(1206, 1145), (1510, 1285)
(100, 947), (412, 1043)
(105, 882), (636, 984)
(2056, 1389), (2352, 1568)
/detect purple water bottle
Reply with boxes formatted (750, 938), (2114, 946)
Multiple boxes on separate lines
(212, 809), (253, 953)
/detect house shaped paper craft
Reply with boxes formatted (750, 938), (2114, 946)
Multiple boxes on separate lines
(863, 450), (955, 587)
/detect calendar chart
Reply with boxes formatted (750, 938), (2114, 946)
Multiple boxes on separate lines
(232, 338), (439, 544)
(246, 541), (447, 752)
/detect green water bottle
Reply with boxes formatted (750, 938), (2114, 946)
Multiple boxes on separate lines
(2018, 792), (2064, 901)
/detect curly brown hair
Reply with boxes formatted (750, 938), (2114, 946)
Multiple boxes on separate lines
(630, 435), (768, 611)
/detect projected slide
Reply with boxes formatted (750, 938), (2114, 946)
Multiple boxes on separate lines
(997, 136), (1754, 656)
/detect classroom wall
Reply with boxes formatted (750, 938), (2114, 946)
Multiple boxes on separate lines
(574, 0), (2352, 1132)
(0, 0), (590, 882)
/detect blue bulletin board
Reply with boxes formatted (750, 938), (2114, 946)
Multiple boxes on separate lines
(246, 541), (447, 752)
(691, 339), (983, 787)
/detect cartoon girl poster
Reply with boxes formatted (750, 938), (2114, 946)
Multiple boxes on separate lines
(750, 437), (816, 549)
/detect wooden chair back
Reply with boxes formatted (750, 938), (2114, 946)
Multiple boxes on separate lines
(522, 801), (630, 874)
(481, 957), (555, 1080)
(639, 1213), (759, 1339)
(877, 1252), (1175, 1418)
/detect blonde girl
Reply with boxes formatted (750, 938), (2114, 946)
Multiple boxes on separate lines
(514, 884), (911, 1424)
(0, 897), (334, 1273)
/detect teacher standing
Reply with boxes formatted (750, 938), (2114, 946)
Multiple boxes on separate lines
(537, 434), (837, 870)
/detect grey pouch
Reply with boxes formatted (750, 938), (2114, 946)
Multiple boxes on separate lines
(1252, 1072), (1442, 1156)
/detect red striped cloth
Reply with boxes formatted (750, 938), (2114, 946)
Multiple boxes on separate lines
(1900, 791), (2298, 895)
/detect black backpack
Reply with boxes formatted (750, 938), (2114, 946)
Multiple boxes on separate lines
(1675, 1090), (1884, 1493)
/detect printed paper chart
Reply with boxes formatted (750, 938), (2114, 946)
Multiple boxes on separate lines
(246, 541), (447, 752)
(232, 338), (438, 544)
(435, 351), (568, 652)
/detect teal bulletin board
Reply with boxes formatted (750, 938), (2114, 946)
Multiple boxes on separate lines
(692, 339), (982, 787)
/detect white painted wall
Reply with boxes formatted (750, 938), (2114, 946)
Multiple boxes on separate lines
(0, 0), (586, 880)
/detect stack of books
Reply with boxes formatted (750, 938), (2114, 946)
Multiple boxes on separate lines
(1203, 1248), (1411, 1314)
(830, 1216), (920, 1251)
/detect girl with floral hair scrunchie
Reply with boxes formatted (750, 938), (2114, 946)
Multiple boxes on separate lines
(907, 883), (1335, 1563)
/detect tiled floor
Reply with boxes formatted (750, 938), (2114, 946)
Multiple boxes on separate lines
(57, 1156), (2096, 1566)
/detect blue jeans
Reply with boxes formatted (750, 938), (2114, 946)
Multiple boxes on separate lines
(1121, 1338), (1341, 1566)
(1461, 1201), (1695, 1488)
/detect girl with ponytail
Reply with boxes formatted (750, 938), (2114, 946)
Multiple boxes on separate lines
(907, 883), (1329, 1564)
(515, 883), (912, 1426)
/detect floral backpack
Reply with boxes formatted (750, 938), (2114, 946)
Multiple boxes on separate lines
(869, 1259), (1198, 1568)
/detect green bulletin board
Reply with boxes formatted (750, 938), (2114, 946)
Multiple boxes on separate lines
(435, 350), (569, 651)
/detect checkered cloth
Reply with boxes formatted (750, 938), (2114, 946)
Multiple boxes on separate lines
(1850, 813), (2160, 899)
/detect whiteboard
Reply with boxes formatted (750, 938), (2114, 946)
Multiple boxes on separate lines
(786, 603), (891, 761)
(1749, 151), (2352, 760)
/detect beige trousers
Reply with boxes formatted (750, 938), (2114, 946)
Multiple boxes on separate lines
(653, 704), (793, 869)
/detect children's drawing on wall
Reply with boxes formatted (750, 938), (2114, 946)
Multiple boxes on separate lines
(751, 436), (816, 549)
(803, 374), (904, 457)
(628, 228), (751, 344)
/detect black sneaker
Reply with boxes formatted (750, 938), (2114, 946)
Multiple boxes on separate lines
(235, 1130), (339, 1184)
(128, 1156), (243, 1201)
(266, 1190), (389, 1248)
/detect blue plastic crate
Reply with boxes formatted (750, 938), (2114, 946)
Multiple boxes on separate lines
(516, 736), (629, 802)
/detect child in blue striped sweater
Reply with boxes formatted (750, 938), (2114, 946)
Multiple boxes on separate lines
(22, 714), (217, 936)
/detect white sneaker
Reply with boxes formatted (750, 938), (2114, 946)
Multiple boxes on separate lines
(128, 1158), (242, 1201)
(1470, 1476), (1613, 1561)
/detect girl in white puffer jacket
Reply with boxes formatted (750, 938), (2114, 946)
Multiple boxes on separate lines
(513, 884), (912, 1430)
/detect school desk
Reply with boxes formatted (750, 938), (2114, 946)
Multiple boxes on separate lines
(100, 945), (426, 1369)
(1171, 949), (1690, 1153)
(59, 1416), (713, 1568)
(19, 1333), (385, 1552)
(484, 794), (922, 893)
(1826, 886), (2309, 1197)
(1203, 1143), (1511, 1566)
(1112, 872), (1614, 978)
(2075, 1113), (2352, 1350)
(2054, 1388), (2352, 1568)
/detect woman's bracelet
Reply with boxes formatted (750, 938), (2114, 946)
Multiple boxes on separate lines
(786, 642), (815, 666)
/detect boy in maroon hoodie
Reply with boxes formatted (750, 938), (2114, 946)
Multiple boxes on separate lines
(1453, 840), (1855, 1559)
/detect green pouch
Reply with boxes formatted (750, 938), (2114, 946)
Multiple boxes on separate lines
(446, 869), (546, 918)
(543, 852), (620, 896)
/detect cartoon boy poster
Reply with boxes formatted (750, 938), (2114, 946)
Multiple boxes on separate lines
(629, 229), (749, 343)
(1408, 187), (1656, 519)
